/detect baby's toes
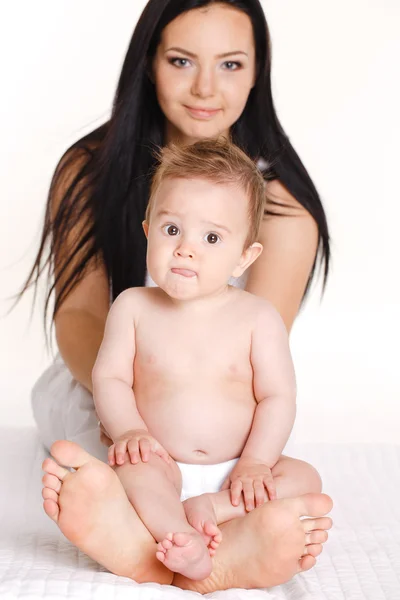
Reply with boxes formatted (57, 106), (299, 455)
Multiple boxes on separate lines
(159, 534), (174, 551)
(204, 520), (222, 540)
(156, 549), (166, 562)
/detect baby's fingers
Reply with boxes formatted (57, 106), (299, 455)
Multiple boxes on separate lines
(139, 438), (151, 462)
(230, 480), (243, 506)
(154, 445), (171, 464)
(254, 479), (267, 507)
(127, 438), (140, 464)
(243, 482), (256, 512)
(264, 474), (277, 501)
(107, 444), (117, 466)
(114, 441), (128, 465)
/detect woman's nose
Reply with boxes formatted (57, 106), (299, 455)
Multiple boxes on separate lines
(191, 67), (216, 98)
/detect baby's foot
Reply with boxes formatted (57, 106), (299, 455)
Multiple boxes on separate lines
(156, 531), (213, 580)
(183, 493), (222, 556)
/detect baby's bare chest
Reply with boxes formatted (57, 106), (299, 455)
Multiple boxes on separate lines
(135, 312), (252, 381)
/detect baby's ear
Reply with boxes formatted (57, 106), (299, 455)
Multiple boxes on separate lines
(142, 220), (149, 238)
(232, 242), (263, 278)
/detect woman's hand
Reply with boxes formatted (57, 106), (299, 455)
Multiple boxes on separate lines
(221, 457), (277, 511)
(107, 429), (171, 467)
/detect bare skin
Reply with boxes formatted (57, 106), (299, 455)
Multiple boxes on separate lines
(92, 175), (322, 580)
(42, 441), (333, 592)
(114, 452), (222, 580)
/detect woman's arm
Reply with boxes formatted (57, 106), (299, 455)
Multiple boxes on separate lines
(245, 180), (319, 333)
(54, 268), (110, 392)
(50, 147), (110, 392)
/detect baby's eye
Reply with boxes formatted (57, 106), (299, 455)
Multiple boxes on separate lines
(163, 224), (180, 236)
(205, 233), (220, 245)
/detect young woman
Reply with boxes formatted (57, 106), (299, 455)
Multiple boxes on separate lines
(24, 0), (333, 592)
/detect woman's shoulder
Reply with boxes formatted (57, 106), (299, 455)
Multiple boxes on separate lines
(266, 178), (306, 213)
(53, 124), (108, 185)
(49, 124), (108, 210)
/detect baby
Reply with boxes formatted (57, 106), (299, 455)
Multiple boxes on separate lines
(93, 139), (306, 581)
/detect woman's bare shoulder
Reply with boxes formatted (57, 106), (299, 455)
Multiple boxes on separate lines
(266, 178), (309, 215)
(234, 287), (285, 329)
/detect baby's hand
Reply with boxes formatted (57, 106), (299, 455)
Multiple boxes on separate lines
(220, 457), (277, 511)
(108, 429), (171, 467)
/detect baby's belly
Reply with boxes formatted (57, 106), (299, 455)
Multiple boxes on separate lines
(135, 383), (256, 464)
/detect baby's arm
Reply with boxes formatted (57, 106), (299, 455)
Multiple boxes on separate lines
(242, 304), (296, 467)
(222, 305), (296, 507)
(92, 289), (147, 441)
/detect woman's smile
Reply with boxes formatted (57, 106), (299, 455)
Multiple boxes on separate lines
(184, 105), (222, 119)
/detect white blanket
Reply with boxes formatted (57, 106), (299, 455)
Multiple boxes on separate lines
(0, 427), (399, 599)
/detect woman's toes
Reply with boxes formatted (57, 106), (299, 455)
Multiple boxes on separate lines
(303, 516), (333, 533)
(298, 555), (316, 572)
(304, 543), (323, 558)
(43, 498), (59, 521)
(42, 487), (58, 502)
(42, 473), (62, 493)
(297, 493), (333, 518)
(42, 458), (69, 481)
(306, 530), (328, 545)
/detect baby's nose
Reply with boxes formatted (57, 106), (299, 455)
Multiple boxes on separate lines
(174, 243), (194, 259)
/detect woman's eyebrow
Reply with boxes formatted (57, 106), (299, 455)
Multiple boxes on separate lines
(165, 47), (248, 59)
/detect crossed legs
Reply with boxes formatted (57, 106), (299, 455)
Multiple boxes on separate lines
(42, 441), (333, 592)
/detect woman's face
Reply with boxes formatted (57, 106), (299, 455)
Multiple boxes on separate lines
(152, 3), (256, 145)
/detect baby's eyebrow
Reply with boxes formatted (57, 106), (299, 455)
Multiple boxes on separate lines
(202, 221), (232, 234)
(154, 210), (231, 234)
(155, 209), (179, 219)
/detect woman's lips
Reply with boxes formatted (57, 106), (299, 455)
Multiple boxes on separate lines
(171, 268), (197, 278)
(185, 106), (221, 119)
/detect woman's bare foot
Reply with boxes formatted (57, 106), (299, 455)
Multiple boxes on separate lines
(183, 494), (222, 556)
(156, 530), (213, 580)
(172, 493), (333, 593)
(41, 440), (173, 585)
(42, 441), (332, 591)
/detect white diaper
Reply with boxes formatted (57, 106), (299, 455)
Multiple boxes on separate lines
(176, 458), (239, 501)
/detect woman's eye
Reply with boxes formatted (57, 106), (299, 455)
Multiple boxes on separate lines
(163, 225), (180, 236)
(205, 233), (220, 245)
(223, 61), (241, 71)
(169, 57), (191, 68)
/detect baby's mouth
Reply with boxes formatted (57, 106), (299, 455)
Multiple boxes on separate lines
(171, 268), (197, 278)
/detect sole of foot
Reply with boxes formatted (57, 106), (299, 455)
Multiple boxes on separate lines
(42, 440), (173, 585)
(172, 492), (333, 593)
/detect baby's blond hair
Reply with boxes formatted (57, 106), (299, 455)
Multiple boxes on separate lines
(146, 139), (266, 247)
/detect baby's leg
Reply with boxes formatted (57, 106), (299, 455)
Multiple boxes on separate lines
(185, 456), (322, 528)
(184, 490), (246, 535)
(114, 454), (217, 581)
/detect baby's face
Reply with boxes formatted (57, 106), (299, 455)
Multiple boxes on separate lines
(144, 177), (255, 301)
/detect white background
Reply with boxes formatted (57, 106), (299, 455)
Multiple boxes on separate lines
(0, 1), (399, 442)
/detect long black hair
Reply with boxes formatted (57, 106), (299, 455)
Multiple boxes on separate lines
(21, 0), (330, 325)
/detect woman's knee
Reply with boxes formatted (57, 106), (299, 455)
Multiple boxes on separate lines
(273, 456), (322, 494)
(300, 460), (322, 493)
